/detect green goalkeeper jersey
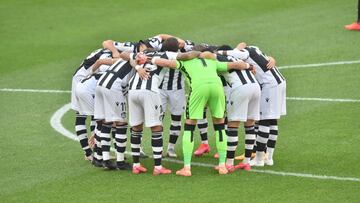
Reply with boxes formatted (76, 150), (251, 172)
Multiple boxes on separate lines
(176, 58), (228, 89)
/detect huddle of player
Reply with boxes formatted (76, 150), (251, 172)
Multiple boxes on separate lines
(70, 34), (286, 176)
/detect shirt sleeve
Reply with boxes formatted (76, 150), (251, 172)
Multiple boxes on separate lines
(216, 61), (228, 72)
(114, 41), (135, 52)
(165, 51), (178, 60)
(227, 49), (249, 60)
(148, 36), (162, 51)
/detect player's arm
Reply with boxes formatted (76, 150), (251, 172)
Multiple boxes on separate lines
(151, 58), (177, 69)
(91, 58), (116, 73)
(199, 51), (217, 60)
(102, 39), (121, 58)
(176, 51), (201, 60)
(217, 49), (249, 60)
(226, 61), (253, 71)
(157, 34), (186, 49)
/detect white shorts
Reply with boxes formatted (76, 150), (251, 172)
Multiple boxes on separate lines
(160, 88), (186, 115)
(279, 81), (287, 116)
(128, 90), (163, 128)
(224, 85), (231, 103)
(71, 75), (84, 111)
(227, 83), (261, 122)
(260, 81), (287, 120)
(94, 86), (127, 122)
(75, 77), (98, 115)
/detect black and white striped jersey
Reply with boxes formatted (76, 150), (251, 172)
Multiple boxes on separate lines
(217, 54), (258, 88)
(113, 41), (141, 53)
(159, 69), (184, 90)
(129, 51), (178, 93)
(180, 40), (195, 53)
(224, 46), (285, 86)
(143, 36), (163, 51)
(97, 59), (136, 90)
(73, 48), (112, 77)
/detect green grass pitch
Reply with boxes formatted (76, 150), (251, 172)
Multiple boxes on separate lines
(1, 0), (360, 202)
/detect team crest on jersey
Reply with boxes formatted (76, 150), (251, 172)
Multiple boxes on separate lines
(266, 98), (270, 102)
(230, 101), (234, 105)
(121, 112), (126, 119)
(155, 105), (158, 110)
(116, 102), (119, 106)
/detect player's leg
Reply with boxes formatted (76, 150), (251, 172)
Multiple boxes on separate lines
(92, 120), (103, 167)
(345, 0), (360, 30)
(166, 89), (185, 158)
(266, 81), (286, 165)
(253, 85), (278, 166)
(176, 88), (206, 176)
(226, 121), (239, 171)
(238, 84), (261, 169)
(143, 91), (171, 175)
(208, 84), (228, 174)
(130, 125), (146, 174)
(74, 112), (92, 159)
(100, 87), (120, 170)
(115, 121), (131, 170)
(93, 86), (105, 166)
(167, 114), (182, 157)
(176, 119), (197, 177)
(128, 90), (147, 174)
(265, 119), (277, 166)
(198, 115), (209, 144)
(74, 83), (93, 160)
(99, 121), (115, 169)
(253, 119), (270, 166)
(90, 116), (96, 134)
(194, 110), (210, 156)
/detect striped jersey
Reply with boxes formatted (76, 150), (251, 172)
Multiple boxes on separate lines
(159, 40), (195, 91)
(143, 36), (163, 51)
(73, 49), (112, 78)
(113, 41), (142, 53)
(97, 58), (136, 90)
(225, 46), (285, 87)
(129, 51), (178, 93)
(159, 69), (184, 90)
(217, 54), (258, 88)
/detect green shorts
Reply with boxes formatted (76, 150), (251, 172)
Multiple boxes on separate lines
(186, 83), (225, 119)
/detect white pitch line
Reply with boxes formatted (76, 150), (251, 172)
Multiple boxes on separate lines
(50, 103), (360, 182)
(286, 97), (360, 103)
(50, 103), (78, 141)
(4, 88), (358, 103)
(0, 88), (71, 93)
(278, 60), (360, 70)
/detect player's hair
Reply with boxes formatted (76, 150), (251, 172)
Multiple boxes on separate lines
(139, 39), (152, 48)
(216, 44), (233, 51)
(161, 37), (179, 52)
(192, 44), (207, 52)
(192, 43), (218, 53)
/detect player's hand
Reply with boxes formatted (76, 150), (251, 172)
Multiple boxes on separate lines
(136, 52), (147, 65)
(249, 65), (256, 75)
(267, 57), (276, 69)
(136, 65), (150, 80)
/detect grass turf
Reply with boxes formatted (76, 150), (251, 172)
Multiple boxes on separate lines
(1, 0), (360, 202)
